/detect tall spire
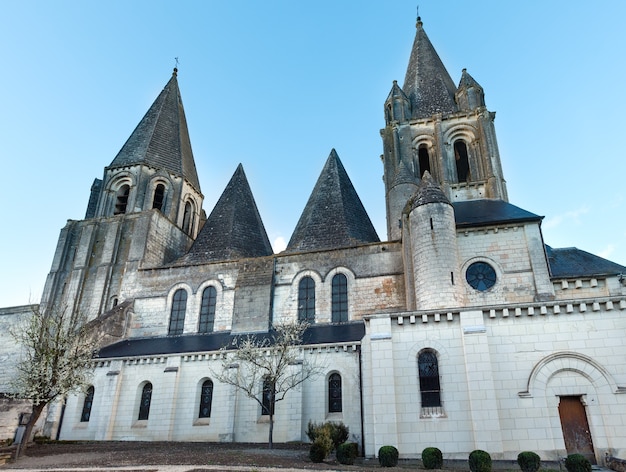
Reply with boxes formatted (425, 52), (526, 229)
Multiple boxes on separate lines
(108, 69), (201, 193)
(403, 16), (458, 119)
(180, 164), (273, 263)
(287, 150), (379, 252)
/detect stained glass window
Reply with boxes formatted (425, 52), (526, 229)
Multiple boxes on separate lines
(466, 262), (497, 291)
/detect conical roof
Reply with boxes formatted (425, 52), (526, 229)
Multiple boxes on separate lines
(108, 69), (201, 192)
(403, 17), (458, 119)
(181, 164), (273, 263)
(286, 149), (380, 252)
(405, 171), (450, 214)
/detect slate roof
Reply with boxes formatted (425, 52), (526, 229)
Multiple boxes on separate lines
(107, 69), (201, 193)
(179, 164), (273, 264)
(453, 200), (542, 228)
(546, 246), (626, 278)
(96, 322), (366, 359)
(403, 17), (458, 120)
(286, 149), (380, 253)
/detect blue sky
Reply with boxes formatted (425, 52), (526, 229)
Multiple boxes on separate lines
(1, 1), (625, 308)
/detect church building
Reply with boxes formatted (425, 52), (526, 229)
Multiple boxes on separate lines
(2, 14), (626, 463)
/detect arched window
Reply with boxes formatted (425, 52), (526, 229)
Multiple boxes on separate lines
(418, 145), (431, 177)
(182, 201), (194, 234)
(331, 273), (348, 323)
(418, 350), (441, 408)
(328, 373), (342, 413)
(138, 383), (152, 420)
(261, 378), (275, 416)
(198, 286), (217, 334)
(152, 183), (165, 211)
(114, 184), (130, 215)
(297, 276), (315, 323)
(454, 140), (470, 183)
(80, 386), (95, 422)
(198, 380), (214, 418)
(168, 289), (187, 335)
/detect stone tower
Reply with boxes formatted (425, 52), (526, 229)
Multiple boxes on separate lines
(40, 69), (203, 319)
(382, 17), (507, 241)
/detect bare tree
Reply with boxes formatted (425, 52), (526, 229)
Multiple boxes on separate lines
(212, 321), (323, 448)
(10, 305), (95, 459)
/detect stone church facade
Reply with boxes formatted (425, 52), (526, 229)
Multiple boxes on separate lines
(2, 15), (626, 462)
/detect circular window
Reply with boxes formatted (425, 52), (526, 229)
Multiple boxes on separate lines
(466, 261), (497, 291)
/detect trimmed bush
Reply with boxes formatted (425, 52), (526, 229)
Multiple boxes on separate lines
(564, 454), (592, 472)
(469, 450), (492, 472)
(379, 445), (399, 467)
(337, 442), (358, 465)
(517, 451), (541, 472)
(423, 447), (443, 469)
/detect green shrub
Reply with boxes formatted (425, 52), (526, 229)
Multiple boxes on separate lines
(564, 454), (592, 472)
(337, 442), (358, 465)
(423, 447), (443, 469)
(517, 451), (541, 472)
(309, 440), (328, 463)
(305, 420), (349, 450)
(469, 449), (492, 472)
(379, 445), (399, 467)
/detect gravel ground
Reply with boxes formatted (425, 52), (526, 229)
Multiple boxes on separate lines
(1, 441), (426, 471)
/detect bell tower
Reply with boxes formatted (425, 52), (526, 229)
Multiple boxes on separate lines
(382, 16), (508, 241)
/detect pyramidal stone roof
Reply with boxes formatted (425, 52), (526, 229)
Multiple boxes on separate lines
(286, 149), (380, 253)
(180, 164), (273, 263)
(403, 17), (458, 119)
(405, 171), (450, 213)
(108, 69), (201, 193)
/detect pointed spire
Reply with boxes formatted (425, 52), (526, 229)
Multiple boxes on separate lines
(391, 157), (417, 187)
(455, 68), (485, 111)
(403, 17), (458, 119)
(405, 171), (450, 214)
(181, 165), (273, 263)
(384, 80), (411, 123)
(108, 69), (201, 192)
(286, 149), (379, 252)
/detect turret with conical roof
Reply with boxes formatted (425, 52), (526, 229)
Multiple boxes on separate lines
(381, 15), (508, 242)
(88, 68), (204, 237)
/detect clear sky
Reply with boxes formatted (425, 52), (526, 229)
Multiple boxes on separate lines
(1, 1), (625, 308)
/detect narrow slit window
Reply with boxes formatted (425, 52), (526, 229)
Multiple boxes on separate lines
(331, 274), (348, 323)
(198, 380), (214, 418)
(168, 289), (187, 335)
(182, 201), (194, 234)
(198, 286), (217, 334)
(152, 183), (165, 211)
(297, 276), (315, 323)
(80, 386), (95, 422)
(418, 145), (431, 177)
(328, 373), (342, 413)
(261, 378), (275, 416)
(138, 383), (152, 420)
(114, 184), (130, 215)
(418, 350), (441, 408)
(454, 141), (470, 183)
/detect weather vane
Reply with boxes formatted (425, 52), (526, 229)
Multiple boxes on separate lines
(175, 57), (179, 68)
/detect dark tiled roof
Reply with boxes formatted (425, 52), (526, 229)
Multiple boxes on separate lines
(453, 200), (542, 228)
(286, 150), (379, 252)
(405, 171), (450, 213)
(96, 322), (365, 359)
(179, 164), (273, 263)
(107, 70), (201, 193)
(546, 246), (626, 278)
(403, 18), (458, 120)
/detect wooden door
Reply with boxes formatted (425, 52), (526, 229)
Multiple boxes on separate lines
(558, 396), (596, 464)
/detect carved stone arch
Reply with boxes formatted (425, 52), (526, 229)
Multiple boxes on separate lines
(166, 283), (192, 335)
(147, 175), (174, 213)
(326, 267), (355, 323)
(105, 172), (137, 216)
(519, 351), (622, 398)
(444, 123), (478, 145)
(292, 269), (323, 287)
(325, 266), (355, 284)
(407, 340), (450, 364)
(180, 194), (200, 236)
